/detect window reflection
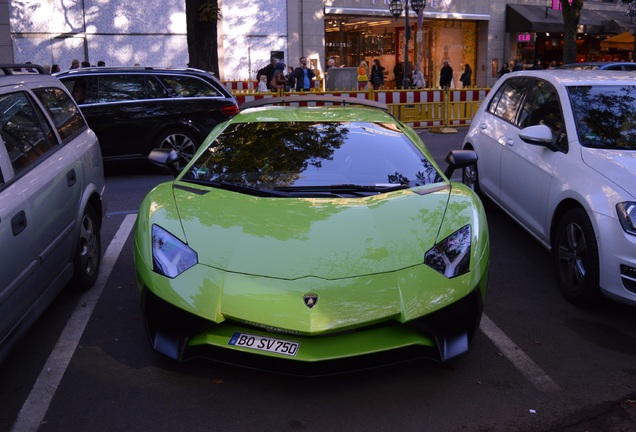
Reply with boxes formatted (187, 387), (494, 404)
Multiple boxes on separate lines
(185, 121), (442, 190)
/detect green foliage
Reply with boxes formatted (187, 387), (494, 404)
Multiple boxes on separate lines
(198, 1), (221, 22)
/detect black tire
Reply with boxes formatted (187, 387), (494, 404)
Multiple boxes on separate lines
(71, 204), (101, 291)
(462, 160), (480, 194)
(552, 208), (600, 306)
(156, 128), (199, 171)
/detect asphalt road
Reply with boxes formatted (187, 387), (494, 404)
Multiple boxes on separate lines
(1, 128), (635, 432)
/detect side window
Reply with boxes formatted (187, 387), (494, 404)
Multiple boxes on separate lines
(0, 92), (56, 174)
(146, 75), (169, 98)
(33, 87), (87, 142)
(487, 78), (531, 124)
(518, 80), (565, 142)
(159, 75), (222, 97)
(96, 75), (147, 102)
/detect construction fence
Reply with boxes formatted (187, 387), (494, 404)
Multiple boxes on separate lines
(223, 80), (490, 130)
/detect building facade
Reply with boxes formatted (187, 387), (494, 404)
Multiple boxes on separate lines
(3, 0), (636, 88)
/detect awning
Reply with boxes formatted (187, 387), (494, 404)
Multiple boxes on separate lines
(324, 7), (490, 21)
(600, 31), (635, 50)
(506, 4), (636, 34)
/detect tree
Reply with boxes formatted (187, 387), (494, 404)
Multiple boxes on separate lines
(560, 0), (585, 64)
(185, 0), (221, 75)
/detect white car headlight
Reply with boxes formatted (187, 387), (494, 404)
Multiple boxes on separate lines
(152, 224), (198, 278)
(424, 225), (471, 278)
(617, 202), (636, 236)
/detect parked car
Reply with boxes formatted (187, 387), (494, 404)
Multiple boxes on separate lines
(0, 64), (106, 364)
(462, 69), (636, 307)
(558, 62), (636, 71)
(55, 67), (239, 167)
(133, 96), (489, 375)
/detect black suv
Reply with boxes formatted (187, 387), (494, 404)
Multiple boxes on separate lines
(56, 67), (239, 166)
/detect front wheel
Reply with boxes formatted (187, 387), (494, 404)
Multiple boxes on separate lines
(552, 208), (600, 306)
(71, 204), (101, 291)
(462, 161), (480, 194)
(156, 129), (199, 171)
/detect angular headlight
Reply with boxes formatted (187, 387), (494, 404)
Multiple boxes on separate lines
(152, 225), (198, 278)
(424, 225), (471, 278)
(617, 202), (636, 236)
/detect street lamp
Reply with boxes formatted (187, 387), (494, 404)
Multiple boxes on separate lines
(390, 0), (426, 89)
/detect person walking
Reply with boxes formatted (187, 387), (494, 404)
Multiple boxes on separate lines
(370, 59), (385, 90)
(269, 62), (287, 91)
(291, 57), (316, 92)
(460, 64), (472, 88)
(357, 60), (369, 90)
(439, 60), (453, 89)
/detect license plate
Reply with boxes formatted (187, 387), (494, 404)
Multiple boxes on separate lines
(228, 332), (300, 357)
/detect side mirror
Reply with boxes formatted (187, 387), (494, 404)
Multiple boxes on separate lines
(519, 124), (558, 151)
(148, 148), (180, 177)
(444, 149), (478, 178)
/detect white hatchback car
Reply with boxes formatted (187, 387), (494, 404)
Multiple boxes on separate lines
(0, 64), (106, 363)
(462, 70), (636, 306)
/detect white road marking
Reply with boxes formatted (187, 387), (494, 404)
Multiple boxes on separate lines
(480, 313), (561, 393)
(11, 214), (137, 432)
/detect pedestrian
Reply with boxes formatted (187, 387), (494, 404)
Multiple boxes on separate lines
(531, 59), (542, 70)
(357, 60), (369, 90)
(269, 61), (287, 91)
(97, 60), (105, 67)
(370, 59), (385, 90)
(80, 61), (90, 68)
(256, 57), (278, 91)
(257, 74), (269, 92)
(460, 64), (472, 88)
(411, 66), (425, 89)
(496, 62), (510, 78)
(393, 62), (404, 89)
(51, 64), (61, 74)
(70, 59), (80, 69)
(511, 59), (523, 71)
(439, 60), (453, 89)
(291, 56), (316, 92)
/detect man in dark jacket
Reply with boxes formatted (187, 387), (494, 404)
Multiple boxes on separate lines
(439, 60), (453, 89)
(291, 56), (316, 92)
(256, 57), (278, 91)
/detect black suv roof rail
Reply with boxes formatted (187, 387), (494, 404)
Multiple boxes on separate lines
(0, 64), (48, 75)
(240, 96), (388, 111)
(57, 66), (215, 75)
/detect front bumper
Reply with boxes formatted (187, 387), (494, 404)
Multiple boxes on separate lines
(139, 283), (486, 376)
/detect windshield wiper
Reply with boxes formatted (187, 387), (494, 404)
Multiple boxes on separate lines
(182, 179), (288, 197)
(273, 184), (409, 195)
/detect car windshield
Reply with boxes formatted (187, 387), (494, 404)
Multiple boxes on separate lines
(568, 85), (636, 149)
(182, 121), (442, 194)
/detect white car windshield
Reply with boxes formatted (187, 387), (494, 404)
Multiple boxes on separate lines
(568, 85), (636, 150)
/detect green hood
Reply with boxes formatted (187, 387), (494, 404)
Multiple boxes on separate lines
(170, 183), (451, 280)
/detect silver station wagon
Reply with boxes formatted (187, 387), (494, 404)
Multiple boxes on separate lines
(0, 64), (106, 364)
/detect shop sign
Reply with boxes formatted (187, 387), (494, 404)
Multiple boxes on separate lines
(517, 33), (532, 43)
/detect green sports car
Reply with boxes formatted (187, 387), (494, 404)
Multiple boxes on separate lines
(134, 97), (489, 374)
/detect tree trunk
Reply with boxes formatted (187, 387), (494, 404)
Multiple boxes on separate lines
(561, 0), (584, 65)
(185, 0), (220, 76)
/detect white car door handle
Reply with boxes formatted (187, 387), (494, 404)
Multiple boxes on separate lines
(499, 137), (515, 146)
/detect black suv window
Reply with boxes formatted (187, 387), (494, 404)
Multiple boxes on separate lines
(158, 75), (222, 97)
(33, 87), (87, 142)
(96, 75), (148, 102)
(0, 92), (55, 174)
(487, 78), (532, 123)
